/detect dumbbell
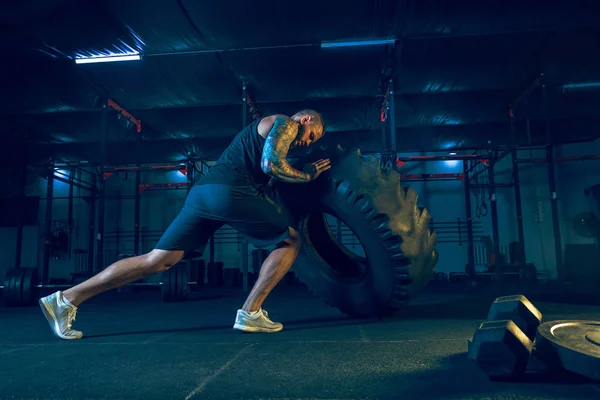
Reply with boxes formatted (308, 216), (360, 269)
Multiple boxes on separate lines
(468, 294), (543, 379)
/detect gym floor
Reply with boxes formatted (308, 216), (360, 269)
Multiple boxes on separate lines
(1, 282), (599, 400)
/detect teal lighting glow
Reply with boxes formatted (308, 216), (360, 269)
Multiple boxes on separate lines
(321, 39), (395, 48)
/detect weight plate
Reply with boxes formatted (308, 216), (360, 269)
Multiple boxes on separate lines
(21, 268), (39, 306)
(4, 269), (19, 306)
(5, 269), (26, 306)
(536, 320), (600, 382)
(14, 269), (24, 305)
(162, 269), (173, 302)
(177, 266), (187, 301)
(175, 267), (181, 301)
(4, 269), (13, 305)
(170, 267), (177, 301)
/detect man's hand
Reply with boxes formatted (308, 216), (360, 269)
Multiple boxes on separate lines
(302, 159), (331, 181)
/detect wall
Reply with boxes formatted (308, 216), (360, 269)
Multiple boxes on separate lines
(480, 148), (556, 278)
(555, 141), (600, 246)
(0, 167), (93, 282)
(394, 142), (599, 281)
(3, 139), (599, 283)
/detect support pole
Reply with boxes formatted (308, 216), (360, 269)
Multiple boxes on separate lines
(15, 164), (27, 268)
(512, 149), (526, 265)
(488, 152), (501, 281)
(68, 167), (74, 260)
(510, 104), (526, 266)
(133, 131), (142, 255)
(133, 169), (141, 255)
(241, 82), (250, 292)
(96, 104), (108, 271)
(388, 79), (396, 152)
(541, 75), (564, 280)
(463, 160), (475, 281)
(209, 234), (215, 263)
(208, 151), (215, 263)
(87, 173), (97, 276)
(185, 156), (194, 276)
(42, 163), (54, 285)
(380, 79), (397, 168)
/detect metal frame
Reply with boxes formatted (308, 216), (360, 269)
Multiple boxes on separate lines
(41, 163), (54, 285)
(16, 69), (597, 287)
(463, 160), (476, 280)
(487, 153), (501, 280)
(87, 173), (97, 276)
(241, 82), (250, 292)
(67, 167), (74, 259)
(388, 149), (522, 281)
(96, 103), (109, 272)
(15, 164), (27, 269)
(133, 127), (142, 255)
(542, 73), (565, 281)
(380, 79), (397, 168)
(510, 73), (565, 280)
(37, 162), (99, 282)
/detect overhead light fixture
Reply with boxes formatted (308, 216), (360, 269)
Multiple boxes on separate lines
(321, 38), (396, 48)
(561, 82), (600, 90)
(449, 152), (457, 156)
(75, 54), (141, 64)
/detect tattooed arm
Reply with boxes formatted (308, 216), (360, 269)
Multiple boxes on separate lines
(261, 116), (312, 183)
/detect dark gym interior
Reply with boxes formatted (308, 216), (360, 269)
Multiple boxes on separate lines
(2, 1), (600, 399)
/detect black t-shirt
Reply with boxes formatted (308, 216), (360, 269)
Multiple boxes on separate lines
(196, 118), (270, 187)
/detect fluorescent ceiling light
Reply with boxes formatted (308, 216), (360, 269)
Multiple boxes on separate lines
(561, 82), (600, 89)
(449, 152), (457, 155)
(321, 39), (395, 48)
(75, 54), (141, 64)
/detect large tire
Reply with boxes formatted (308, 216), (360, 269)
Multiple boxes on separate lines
(273, 147), (439, 317)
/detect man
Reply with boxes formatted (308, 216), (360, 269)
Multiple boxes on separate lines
(39, 110), (329, 339)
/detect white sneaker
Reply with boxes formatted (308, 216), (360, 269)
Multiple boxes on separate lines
(39, 291), (83, 340)
(233, 308), (283, 333)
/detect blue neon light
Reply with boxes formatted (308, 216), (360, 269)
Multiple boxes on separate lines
(321, 39), (396, 48)
(561, 82), (600, 89)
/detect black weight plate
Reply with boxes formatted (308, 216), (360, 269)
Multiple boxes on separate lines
(21, 268), (39, 306)
(536, 320), (600, 382)
(14, 269), (25, 306)
(3, 269), (14, 305)
(162, 270), (172, 302)
(14, 268), (24, 305)
(6, 269), (25, 306)
(4, 269), (19, 306)
(174, 267), (181, 301)
(170, 267), (177, 301)
(177, 266), (187, 301)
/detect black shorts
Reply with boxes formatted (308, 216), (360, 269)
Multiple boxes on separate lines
(154, 184), (292, 258)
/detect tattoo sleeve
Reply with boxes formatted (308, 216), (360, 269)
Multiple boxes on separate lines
(261, 116), (311, 183)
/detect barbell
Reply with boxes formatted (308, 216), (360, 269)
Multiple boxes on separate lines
(2, 267), (192, 306)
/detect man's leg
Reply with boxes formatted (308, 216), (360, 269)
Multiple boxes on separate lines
(233, 227), (301, 333)
(241, 227), (301, 312)
(63, 250), (183, 306)
(221, 186), (300, 333)
(39, 185), (223, 340)
(39, 250), (183, 340)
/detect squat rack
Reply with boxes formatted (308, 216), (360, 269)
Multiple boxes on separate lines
(17, 85), (263, 290)
(14, 74), (599, 288)
(380, 74), (600, 283)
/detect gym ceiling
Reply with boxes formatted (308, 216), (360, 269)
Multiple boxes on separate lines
(1, 0), (599, 164)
